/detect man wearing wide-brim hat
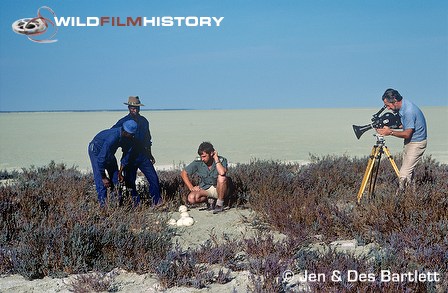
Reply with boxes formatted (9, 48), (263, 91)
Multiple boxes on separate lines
(112, 96), (161, 205)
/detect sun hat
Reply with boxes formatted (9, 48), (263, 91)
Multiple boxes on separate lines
(124, 96), (144, 107)
(122, 120), (138, 134)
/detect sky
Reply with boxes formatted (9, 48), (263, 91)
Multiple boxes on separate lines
(0, 0), (447, 111)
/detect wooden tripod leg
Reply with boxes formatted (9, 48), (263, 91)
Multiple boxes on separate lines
(357, 146), (380, 203)
(368, 147), (383, 197)
(383, 146), (400, 178)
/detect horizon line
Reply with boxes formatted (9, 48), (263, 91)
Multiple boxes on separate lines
(0, 105), (446, 113)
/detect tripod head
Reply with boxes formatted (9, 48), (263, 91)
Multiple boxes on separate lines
(373, 134), (386, 146)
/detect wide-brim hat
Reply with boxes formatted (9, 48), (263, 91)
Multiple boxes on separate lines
(124, 96), (144, 107)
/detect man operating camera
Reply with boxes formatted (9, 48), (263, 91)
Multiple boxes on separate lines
(375, 88), (427, 192)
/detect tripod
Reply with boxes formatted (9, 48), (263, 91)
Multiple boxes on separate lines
(357, 135), (400, 203)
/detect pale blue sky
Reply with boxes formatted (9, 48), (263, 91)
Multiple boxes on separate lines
(1, 0), (447, 111)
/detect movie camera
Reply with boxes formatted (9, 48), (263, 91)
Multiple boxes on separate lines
(352, 105), (402, 139)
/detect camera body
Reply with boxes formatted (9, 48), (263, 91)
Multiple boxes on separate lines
(371, 112), (401, 129)
(352, 106), (401, 139)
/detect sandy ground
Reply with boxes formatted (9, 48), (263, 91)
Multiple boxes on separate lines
(0, 206), (263, 293)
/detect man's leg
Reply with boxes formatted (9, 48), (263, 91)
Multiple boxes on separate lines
(399, 140), (427, 191)
(138, 157), (161, 205)
(88, 148), (107, 207)
(106, 159), (119, 204)
(124, 165), (140, 206)
(213, 175), (228, 213)
(187, 189), (209, 205)
(216, 175), (228, 202)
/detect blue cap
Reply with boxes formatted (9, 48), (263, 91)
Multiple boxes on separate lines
(122, 120), (137, 134)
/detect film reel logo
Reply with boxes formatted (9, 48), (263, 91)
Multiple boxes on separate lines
(12, 6), (58, 43)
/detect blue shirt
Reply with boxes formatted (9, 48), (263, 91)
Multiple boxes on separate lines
(184, 156), (228, 189)
(112, 114), (152, 154)
(90, 128), (129, 175)
(399, 99), (427, 143)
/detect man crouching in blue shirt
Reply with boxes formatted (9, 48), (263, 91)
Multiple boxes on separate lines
(181, 142), (228, 214)
(88, 120), (137, 206)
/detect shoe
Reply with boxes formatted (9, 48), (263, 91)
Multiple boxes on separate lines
(187, 203), (200, 209)
(207, 198), (216, 211)
(212, 205), (224, 214)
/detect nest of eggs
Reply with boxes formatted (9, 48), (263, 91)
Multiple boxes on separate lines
(167, 205), (195, 227)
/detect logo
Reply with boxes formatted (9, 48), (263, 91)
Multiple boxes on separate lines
(11, 6), (58, 43)
(12, 6), (224, 44)
(52, 16), (224, 27)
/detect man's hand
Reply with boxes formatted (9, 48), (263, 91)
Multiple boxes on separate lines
(102, 177), (111, 188)
(213, 150), (227, 176)
(146, 148), (156, 164)
(376, 126), (393, 136)
(191, 186), (201, 192)
(118, 166), (125, 183)
(213, 150), (219, 161)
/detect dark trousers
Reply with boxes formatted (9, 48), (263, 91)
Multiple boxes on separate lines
(88, 143), (118, 206)
(125, 154), (161, 205)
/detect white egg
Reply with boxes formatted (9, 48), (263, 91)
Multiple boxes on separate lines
(167, 218), (177, 226)
(180, 212), (190, 218)
(177, 219), (186, 227)
(183, 217), (194, 226)
(178, 205), (188, 213)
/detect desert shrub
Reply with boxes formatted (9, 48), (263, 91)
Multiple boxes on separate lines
(0, 162), (174, 280)
(156, 243), (215, 289)
(133, 169), (189, 205)
(1, 156), (447, 292)
(157, 169), (200, 206)
(158, 169), (187, 203)
(293, 246), (442, 292)
(194, 231), (240, 266)
(228, 157), (361, 239)
(0, 169), (19, 180)
(239, 156), (447, 292)
(67, 271), (118, 293)
(155, 231), (240, 288)
(244, 233), (296, 292)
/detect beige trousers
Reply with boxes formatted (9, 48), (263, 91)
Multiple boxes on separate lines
(399, 140), (427, 185)
(205, 185), (218, 198)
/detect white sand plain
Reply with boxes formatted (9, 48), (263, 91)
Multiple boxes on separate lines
(1, 107), (447, 172)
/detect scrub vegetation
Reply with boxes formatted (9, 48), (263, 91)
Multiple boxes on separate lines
(0, 156), (447, 292)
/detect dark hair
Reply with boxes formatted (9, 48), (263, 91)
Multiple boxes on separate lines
(198, 142), (214, 155)
(382, 88), (403, 103)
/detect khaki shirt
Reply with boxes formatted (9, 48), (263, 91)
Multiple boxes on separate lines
(184, 156), (228, 189)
